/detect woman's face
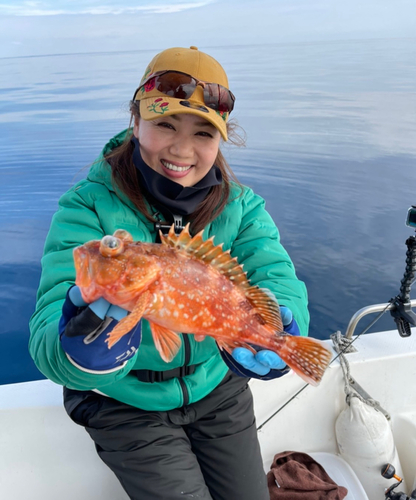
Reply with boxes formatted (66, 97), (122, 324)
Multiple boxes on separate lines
(133, 113), (221, 187)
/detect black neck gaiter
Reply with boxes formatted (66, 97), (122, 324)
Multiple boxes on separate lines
(131, 137), (222, 217)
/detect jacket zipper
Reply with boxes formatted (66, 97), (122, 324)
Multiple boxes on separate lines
(152, 213), (190, 405)
(179, 334), (191, 405)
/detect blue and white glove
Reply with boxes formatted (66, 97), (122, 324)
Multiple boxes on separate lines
(59, 286), (141, 373)
(222, 306), (300, 379)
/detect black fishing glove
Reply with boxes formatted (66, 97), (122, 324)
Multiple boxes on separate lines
(59, 286), (141, 372)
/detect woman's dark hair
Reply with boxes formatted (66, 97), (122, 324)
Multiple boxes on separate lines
(105, 101), (245, 234)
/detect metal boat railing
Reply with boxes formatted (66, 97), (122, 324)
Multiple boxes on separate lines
(345, 299), (416, 339)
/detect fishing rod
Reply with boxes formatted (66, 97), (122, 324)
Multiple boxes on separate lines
(257, 205), (416, 432)
(256, 303), (389, 431)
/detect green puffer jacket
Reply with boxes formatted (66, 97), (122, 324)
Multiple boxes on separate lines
(29, 129), (309, 411)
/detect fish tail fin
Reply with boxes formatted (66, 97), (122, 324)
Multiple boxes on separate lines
(275, 335), (332, 386)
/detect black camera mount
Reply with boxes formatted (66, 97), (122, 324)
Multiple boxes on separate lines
(390, 207), (416, 337)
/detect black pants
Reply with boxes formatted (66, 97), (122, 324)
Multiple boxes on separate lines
(64, 371), (269, 500)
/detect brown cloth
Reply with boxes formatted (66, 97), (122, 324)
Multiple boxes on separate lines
(267, 451), (348, 500)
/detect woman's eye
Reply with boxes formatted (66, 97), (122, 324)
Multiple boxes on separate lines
(158, 122), (174, 130)
(196, 131), (213, 138)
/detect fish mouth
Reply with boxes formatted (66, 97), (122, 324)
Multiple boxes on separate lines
(73, 247), (92, 288)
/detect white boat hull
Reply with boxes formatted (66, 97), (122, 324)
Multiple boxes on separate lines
(1, 328), (415, 499)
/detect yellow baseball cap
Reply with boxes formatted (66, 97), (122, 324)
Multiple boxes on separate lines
(133, 46), (233, 140)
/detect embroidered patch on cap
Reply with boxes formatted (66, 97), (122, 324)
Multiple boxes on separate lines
(147, 98), (169, 114)
(216, 110), (228, 121)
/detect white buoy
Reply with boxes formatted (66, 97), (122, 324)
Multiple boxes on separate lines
(336, 397), (407, 500)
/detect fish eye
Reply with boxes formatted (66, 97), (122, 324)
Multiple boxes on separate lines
(99, 235), (124, 257)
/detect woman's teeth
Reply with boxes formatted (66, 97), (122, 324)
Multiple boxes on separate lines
(161, 160), (192, 172)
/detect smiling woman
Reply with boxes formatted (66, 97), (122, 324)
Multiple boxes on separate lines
(134, 114), (221, 186)
(106, 46), (244, 234)
(28, 45), (310, 500)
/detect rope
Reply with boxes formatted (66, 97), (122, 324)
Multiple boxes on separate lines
(331, 331), (379, 409)
(256, 301), (393, 431)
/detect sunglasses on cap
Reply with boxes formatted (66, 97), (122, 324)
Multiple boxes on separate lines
(134, 70), (235, 114)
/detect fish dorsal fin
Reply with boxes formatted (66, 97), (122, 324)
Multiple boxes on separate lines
(245, 286), (284, 332)
(160, 224), (250, 289)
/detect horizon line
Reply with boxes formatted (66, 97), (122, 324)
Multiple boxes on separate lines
(2, 36), (415, 61)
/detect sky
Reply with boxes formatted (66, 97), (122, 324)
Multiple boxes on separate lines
(1, 0), (415, 58)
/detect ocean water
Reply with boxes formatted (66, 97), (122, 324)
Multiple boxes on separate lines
(1, 38), (415, 384)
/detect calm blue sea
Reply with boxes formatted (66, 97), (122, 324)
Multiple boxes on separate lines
(1, 38), (416, 384)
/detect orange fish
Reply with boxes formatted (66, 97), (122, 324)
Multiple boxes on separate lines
(73, 225), (332, 385)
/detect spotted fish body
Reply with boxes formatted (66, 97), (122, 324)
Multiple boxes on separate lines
(73, 225), (332, 385)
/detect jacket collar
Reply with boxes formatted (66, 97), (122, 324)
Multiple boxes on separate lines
(86, 129), (156, 229)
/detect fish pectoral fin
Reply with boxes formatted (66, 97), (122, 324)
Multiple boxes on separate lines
(106, 291), (150, 349)
(194, 334), (206, 342)
(217, 339), (256, 356)
(149, 322), (182, 363)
